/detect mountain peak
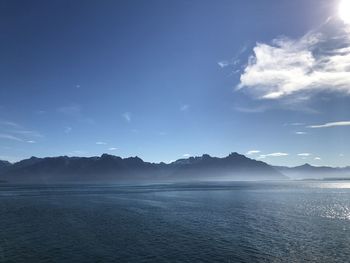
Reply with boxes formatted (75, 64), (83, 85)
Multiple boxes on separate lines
(299, 163), (313, 168)
(100, 153), (116, 159)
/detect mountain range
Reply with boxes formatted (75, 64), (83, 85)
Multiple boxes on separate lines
(0, 153), (285, 183)
(0, 153), (349, 183)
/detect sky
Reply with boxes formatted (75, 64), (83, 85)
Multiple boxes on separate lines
(1, 0), (350, 167)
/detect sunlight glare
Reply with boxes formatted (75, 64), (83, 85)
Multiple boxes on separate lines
(339, 0), (350, 24)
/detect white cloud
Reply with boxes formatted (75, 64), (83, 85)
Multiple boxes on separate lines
(96, 141), (107, 145)
(246, 150), (260, 155)
(238, 21), (350, 100)
(108, 147), (117, 151)
(27, 140), (36, 144)
(295, 131), (307, 135)
(298, 153), (311, 157)
(308, 121), (350, 128)
(122, 112), (131, 122)
(183, 154), (191, 158)
(258, 152), (288, 158)
(314, 157), (322, 160)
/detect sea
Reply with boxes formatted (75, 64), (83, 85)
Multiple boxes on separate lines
(1, 181), (350, 262)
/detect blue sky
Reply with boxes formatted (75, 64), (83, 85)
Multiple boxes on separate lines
(1, 0), (350, 167)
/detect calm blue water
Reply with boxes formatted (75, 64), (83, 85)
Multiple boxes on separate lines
(1, 181), (350, 262)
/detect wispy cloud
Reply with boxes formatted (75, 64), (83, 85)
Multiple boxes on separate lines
(13, 130), (43, 138)
(308, 121), (350, 128)
(284, 122), (305, 126)
(96, 141), (107, 145)
(295, 131), (307, 135)
(238, 19), (350, 100)
(218, 45), (247, 69)
(64, 126), (72, 134)
(0, 120), (43, 142)
(246, 150), (260, 155)
(27, 140), (36, 144)
(180, 105), (190, 111)
(58, 104), (95, 124)
(108, 147), (117, 151)
(0, 121), (21, 128)
(218, 61), (230, 68)
(235, 105), (268, 113)
(314, 157), (321, 160)
(183, 154), (191, 158)
(0, 133), (23, 142)
(258, 152), (289, 158)
(122, 112), (131, 122)
(57, 104), (82, 117)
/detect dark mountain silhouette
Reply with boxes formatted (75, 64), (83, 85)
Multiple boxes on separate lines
(0, 152), (285, 183)
(275, 163), (350, 179)
(0, 160), (11, 172)
(167, 153), (284, 180)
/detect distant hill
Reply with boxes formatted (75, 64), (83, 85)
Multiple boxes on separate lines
(274, 163), (350, 179)
(0, 153), (286, 183)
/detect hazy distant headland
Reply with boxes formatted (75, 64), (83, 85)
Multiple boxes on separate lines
(1, 152), (349, 184)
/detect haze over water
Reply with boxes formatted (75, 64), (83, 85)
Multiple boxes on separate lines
(1, 181), (350, 262)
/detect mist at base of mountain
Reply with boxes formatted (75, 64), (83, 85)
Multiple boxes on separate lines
(274, 163), (350, 180)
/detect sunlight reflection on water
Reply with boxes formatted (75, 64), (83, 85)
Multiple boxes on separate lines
(314, 182), (350, 189)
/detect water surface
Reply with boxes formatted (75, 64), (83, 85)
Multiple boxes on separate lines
(1, 181), (350, 262)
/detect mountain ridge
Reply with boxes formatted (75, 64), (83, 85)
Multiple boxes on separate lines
(1, 154), (349, 183)
(0, 152), (285, 183)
